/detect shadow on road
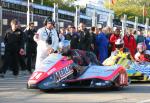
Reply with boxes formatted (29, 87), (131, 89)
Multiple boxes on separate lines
(34, 83), (150, 94)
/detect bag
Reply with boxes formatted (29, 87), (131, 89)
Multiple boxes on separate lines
(46, 35), (52, 45)
(45, 28), (52, 45)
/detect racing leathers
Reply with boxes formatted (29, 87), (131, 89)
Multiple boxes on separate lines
(62, 49), (100, 66)
(34, 27), (59, 70)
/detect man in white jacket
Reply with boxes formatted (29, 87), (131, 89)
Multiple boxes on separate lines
(34, 17), (59, 70)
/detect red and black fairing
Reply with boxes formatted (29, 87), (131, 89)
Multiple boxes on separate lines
(27, 54), (128, 90)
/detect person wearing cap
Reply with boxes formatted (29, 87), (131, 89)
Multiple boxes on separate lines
(34, 17), (59, 70)
(58, 40), (100, 66)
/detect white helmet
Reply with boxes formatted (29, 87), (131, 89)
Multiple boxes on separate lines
(115, 39), (124, 49)
(115, 39), (124, 45)
(58, 40), (71, 54)
(59, 40), (70, 48)
(137, 42), (146, 52)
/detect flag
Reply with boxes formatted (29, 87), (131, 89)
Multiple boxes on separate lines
(143, 6), (148, 16)
(112, 0), (116, 5)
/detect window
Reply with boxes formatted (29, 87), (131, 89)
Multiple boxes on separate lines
(9, 3), (15, 10)
(43, 10), (47, 16)
(34, 8), (39, 14)
(39, 9), (43, 15)
(15, 4), (21, 11)
(2, 2), (9, 8)
(21, 6), (27, 12)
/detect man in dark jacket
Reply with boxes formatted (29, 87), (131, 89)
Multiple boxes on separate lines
(0, 19), (25, 78)
(78, 23), (92, 51)
(24, 22), (37, 73)
(65, 26), (79, 49)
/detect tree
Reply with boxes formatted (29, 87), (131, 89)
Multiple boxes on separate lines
(33, 0), (76, 12)
(104, 0), (150, 24)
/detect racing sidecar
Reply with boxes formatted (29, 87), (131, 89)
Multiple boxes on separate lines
(127, 62), (150, 81)
(27, 53), (128, 90)
(103, 50), (150, 82)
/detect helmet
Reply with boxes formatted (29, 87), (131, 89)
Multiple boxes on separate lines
(115, 39), (124, 45)
(58, 40), (71, 54)
(43, 17), (55, 26)
(59, 40), (70, 48)
(115, 39), (124, 49)
(137, 42), (146, 52)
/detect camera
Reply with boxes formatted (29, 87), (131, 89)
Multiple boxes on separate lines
(46, 35), (52, 45)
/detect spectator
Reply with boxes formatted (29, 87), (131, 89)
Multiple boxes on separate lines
(136, 30), (145, 44)
(145, 32), (150, 50)
(78, 23), (92, 51)
(24, 22), (37, 73)
(106, 26), (113, 57)
(70, 26), (80, 49)
(65, 26), (79, 49)
(135, 42), (149, 62)
(90, 27), (99, 57)
(110, 27), (121, 51)
(0, 19), (25, 78)
(17, 21), (27, 74)
(123, 29), (137, 59)
(33, 17), (59, 70)
(59, 28), (65, 42)
(133, 30), (138, 41)
(96, 27), (109, 64)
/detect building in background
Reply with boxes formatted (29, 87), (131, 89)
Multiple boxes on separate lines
(75, 0), (114, 27)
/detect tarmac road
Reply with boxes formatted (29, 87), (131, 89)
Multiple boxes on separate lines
(0, 72), (150, 103)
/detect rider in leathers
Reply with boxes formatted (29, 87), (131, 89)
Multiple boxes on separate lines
(34, 17), (59, 70)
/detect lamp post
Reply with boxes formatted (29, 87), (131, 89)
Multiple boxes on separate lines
(31, 0), (34, 22)
(53, 3), (59, 31)
(74, 6), (80, 31)
(0, 0), (2, 37)
(27, 0), (30, 26)
(121, 14), (127, 36)
(145, 18), (149, 36)
(134, 16), (138, 30)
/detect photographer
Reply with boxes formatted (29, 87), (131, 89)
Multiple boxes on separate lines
(34, 17), (59, 70)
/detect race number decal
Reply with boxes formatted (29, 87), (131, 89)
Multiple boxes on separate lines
(30, 72), (44, 80)
(119, 73), (127, 85)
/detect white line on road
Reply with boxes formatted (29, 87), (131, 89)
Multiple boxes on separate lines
(137, 99), (150, 103)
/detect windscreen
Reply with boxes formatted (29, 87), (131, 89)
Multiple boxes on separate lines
(35, 53), (63, 72)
